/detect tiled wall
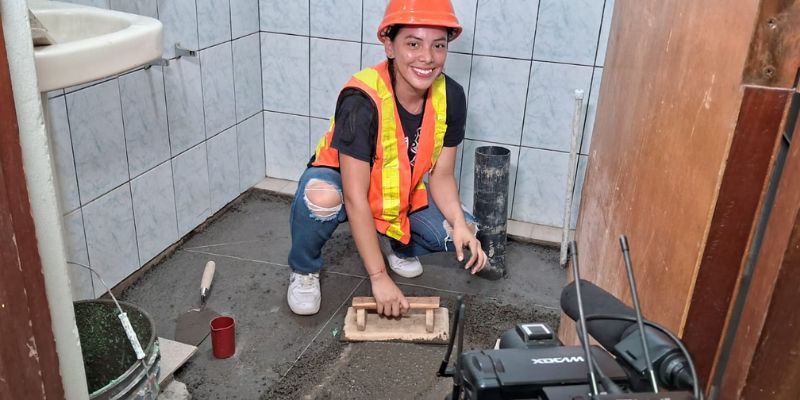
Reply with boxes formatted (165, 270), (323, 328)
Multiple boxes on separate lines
(259, 0), (613, 230)
(51, 0), (264, 299)
(49, 0), (613, 300)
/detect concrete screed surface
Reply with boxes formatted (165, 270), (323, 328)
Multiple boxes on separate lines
(120, 190), (566, 399)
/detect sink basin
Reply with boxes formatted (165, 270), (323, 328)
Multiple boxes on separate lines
(30, 1), (163, 92)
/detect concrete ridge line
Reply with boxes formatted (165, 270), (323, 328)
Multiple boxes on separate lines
(181, 249), (290, 268)
(183, 239), (263, 250)
(396, 281), (465, 295)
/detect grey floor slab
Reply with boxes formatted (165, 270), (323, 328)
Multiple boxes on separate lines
(120, 190), (566, 399)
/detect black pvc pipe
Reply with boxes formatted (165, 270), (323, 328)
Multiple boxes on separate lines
(473, 146), (510, 280)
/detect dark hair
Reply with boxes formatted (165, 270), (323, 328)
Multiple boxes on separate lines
(384, 25), (456, 41)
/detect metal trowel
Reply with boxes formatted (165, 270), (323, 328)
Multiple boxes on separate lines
(175, 261), (220, 346)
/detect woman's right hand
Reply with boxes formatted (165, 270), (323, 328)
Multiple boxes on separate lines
(370, 271), (409, 317)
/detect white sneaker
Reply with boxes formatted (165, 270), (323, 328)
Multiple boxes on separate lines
(379, 237), (423, 278)
(287, 272), (320, 315)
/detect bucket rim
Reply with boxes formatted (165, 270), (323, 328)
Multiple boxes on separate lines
(73, 299), (158, 397)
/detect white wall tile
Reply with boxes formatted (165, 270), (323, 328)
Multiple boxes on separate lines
(64, 76), (116, 95)
(261, 33), (309, 115)
(164, 56), (205, 155)
(47, 96), (80, 213)
(511, 147), (569, 227)
(157, 0), (198, 59)
(596, 0), (615, 66)
(311, 0), (362, 41)
(237, 113), (266, 191)
(172, 143), (211, 236)
(309, 117), (331, 158)
(533, 0), (605, 65)
(109, 0), (157, 17)
(310, 38), (362, 118)
(474, 0), (539, 59)
(362, 0), (390, 45)
(522, 61), (593, 152)
(465, 56), (530, 145)
(63, 209), (93, 300)
(197, 0), (232, 48)
(264, 112), (308, 181)
(67, 80), (128, 204)
(458, 140), (518, 217)
(449, 0), (478, 54)
(131, 161), (178, 264)
(119, 67), (170, 178)
(208, 127), (240, 213)
(582, 68), (603, 154)
(259, 0), (309, 35)
(233, 34), (263, 122)
(361, 43), (386, 69)
(201, 42), (236, 137)
(444, 52), (472, 96)
(83, 184), (140, 288)
(231, 0), (260, 38)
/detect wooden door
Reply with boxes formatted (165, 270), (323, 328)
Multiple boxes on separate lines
(0, 18), (64, 400)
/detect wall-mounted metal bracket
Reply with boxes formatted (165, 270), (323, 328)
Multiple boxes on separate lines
(175, 43), (197, 58)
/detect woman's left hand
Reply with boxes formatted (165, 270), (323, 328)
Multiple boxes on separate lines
(452, 222), (487, 274)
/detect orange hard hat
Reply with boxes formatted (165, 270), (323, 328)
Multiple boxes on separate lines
(377, 0), (462, 42)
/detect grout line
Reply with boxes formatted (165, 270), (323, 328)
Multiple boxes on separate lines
(280, 279), (365, 380)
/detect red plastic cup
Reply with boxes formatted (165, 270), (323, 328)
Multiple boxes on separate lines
(210, 316), (235, 359)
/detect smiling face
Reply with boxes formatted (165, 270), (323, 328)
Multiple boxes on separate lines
(382, 25), (449, 100)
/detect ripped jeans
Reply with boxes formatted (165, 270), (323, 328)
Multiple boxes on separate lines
(288, 166), (477, 274)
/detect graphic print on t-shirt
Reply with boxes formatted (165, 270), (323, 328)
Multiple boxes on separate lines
(406, 127), (421, 168)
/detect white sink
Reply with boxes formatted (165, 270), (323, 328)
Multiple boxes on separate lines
(30, 1), (163, 92)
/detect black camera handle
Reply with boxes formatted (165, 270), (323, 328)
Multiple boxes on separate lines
(438, 295), (466, 378)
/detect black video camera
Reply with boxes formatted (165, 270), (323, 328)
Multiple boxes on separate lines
(437, 237), (701, 400)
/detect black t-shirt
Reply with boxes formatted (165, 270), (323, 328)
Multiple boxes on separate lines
(323, 74), (466, 169)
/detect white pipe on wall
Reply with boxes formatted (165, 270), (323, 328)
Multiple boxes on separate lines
(0, 1), (89, 398)
(560, 89), (585, 267)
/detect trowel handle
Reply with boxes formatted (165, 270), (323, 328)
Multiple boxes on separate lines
(200, 261), (216, 303)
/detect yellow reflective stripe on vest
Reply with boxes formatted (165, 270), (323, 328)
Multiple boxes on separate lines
(431, 75), (447, 168)
(354, 68), (405, 240)
(313, 117), (335, 159)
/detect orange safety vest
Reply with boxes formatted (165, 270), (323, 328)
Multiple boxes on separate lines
(311, 61), (448, 244)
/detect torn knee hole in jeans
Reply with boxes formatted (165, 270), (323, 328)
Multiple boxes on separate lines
(304, 178), (342, 221)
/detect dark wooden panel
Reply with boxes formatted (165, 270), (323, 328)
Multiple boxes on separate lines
(743, 0), (800, 88)
(562, 0), (760, 350)
(742, 211), (800, 399)
(682, 86), (791, 380)
(0, 19), (64, 399)
(720, 101), (800, 399)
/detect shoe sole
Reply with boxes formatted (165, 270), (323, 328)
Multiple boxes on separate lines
(390, 268), (423, 279)
(289, 303), (320, 315)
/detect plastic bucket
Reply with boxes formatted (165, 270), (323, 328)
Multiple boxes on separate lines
(73, 300), (160, 400)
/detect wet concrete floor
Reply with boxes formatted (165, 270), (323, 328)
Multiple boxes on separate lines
(120, 190), (566, 399)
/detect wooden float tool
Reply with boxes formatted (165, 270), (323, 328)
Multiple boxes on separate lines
(342, 296), (449, 344)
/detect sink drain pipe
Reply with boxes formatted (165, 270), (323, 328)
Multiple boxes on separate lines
(473, 145), (511, 280)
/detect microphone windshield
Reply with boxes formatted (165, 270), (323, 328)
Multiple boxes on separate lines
(560, 279), (636, 350)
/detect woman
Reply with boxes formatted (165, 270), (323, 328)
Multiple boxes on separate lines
(287, 0), (487, 317)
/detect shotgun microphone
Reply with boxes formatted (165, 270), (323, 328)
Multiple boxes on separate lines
(561, 279), (695, 391)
